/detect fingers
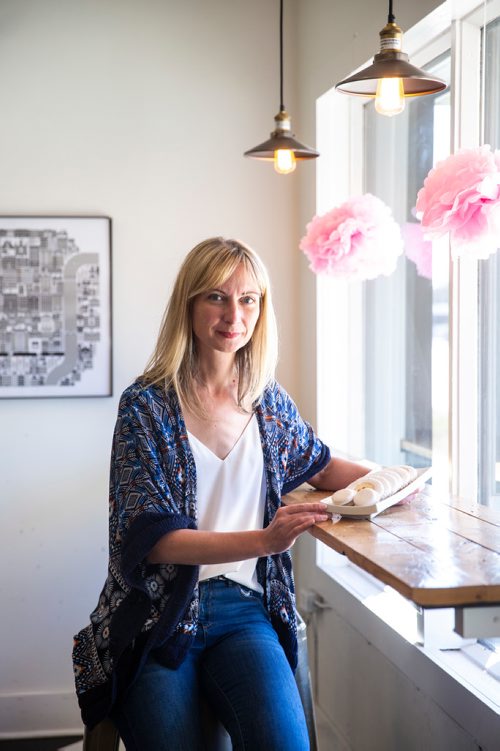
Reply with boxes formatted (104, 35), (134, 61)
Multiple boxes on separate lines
(395, 486), (424, 505)
(277, 514), (329, 549)
(281, 502), (330, 515)
(292, 515), (330, 533)
(265, 504), (331, 555)
(277, 503), (331, 527)
(287, 505), (331, 523)
(283, 513), (329, 531)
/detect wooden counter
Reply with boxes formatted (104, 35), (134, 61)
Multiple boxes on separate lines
(283, 485), (500, 608)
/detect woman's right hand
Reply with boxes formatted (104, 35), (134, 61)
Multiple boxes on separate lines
(262, 503), (330, 555)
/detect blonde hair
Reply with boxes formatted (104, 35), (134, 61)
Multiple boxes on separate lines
(141, 237), (278, 413)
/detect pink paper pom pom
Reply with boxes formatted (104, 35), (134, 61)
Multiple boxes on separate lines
(300, 193), (403, 281)
(416, 145), (500, 259)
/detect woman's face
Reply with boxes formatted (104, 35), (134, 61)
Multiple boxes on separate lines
(191, 264), (261, 358)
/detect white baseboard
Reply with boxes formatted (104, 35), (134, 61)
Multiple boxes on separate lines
(0, 690), (83, 738)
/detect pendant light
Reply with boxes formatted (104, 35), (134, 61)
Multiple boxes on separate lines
(335, 0), (447, 116)
(244, 0), (319, 174)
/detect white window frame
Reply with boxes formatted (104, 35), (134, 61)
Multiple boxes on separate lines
(316, 0), (500, 506)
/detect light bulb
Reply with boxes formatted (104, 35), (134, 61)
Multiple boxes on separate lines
(274, 149), (296, 174)
(375, 77), (405, 116)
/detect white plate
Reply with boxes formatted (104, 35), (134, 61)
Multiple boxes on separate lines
(323, 466), (433, 519)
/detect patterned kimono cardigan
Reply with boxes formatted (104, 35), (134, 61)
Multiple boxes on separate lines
(72, 379), (330, 728)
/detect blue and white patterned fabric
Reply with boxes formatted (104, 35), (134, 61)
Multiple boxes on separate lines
(72, 379), (330, 728)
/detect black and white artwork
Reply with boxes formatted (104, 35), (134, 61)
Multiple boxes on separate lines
(0, 216), (112, 398)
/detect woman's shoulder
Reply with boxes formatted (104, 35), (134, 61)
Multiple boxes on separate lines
(118, 378), (178, 413)
(259, 380), (298, 417)
(118, 377), (157, 402)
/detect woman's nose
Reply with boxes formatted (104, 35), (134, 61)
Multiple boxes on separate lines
(223, 298), (240, 322)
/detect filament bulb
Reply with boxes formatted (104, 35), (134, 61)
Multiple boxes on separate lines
(375, 77), (405, 116)
(274, 149), (296, 174)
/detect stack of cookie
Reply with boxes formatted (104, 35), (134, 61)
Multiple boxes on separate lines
(330, 465), (418, 507)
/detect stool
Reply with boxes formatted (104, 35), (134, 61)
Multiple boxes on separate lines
(83, 716), (120, 751)
(84, 614), (317, 751)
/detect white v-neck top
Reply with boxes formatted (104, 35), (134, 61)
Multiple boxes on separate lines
(187, 414), (266, 592)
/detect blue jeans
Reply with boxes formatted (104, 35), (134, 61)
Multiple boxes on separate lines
(112, 577), (309, 750)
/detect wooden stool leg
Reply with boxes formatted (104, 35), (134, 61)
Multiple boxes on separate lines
(83, 717), (121, 751)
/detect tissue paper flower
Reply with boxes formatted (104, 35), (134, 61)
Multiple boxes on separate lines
(402, 222), (432, 279)
(300, 193), (403, 281)
(416, 145), (500, 259)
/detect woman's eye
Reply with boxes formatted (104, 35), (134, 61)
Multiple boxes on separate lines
(207, 293), (224, 302)
(241, 295), (257, 305)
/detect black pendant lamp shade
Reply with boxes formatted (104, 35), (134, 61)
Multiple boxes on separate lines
(244, 0), (318, 172)
(335, 0), (447, 113)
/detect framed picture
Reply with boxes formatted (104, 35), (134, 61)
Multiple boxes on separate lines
(0, 216), (112, 398)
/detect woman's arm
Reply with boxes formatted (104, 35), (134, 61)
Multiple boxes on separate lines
(308, 455), (370, 491)
(147, 501), (330, 565)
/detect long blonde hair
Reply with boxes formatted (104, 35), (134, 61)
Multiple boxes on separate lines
(142, 237), (278, 413)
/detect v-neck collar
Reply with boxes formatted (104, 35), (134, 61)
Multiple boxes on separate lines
(187, 413), (256, 462)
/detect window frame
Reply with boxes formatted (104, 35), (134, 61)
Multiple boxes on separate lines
(315, 0), (500, 507)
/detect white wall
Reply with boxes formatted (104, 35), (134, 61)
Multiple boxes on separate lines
(0, 0), (304, 737)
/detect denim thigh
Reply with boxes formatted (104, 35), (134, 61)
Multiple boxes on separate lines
(112, 578), (309, 751)
(111, 645), (205, 751)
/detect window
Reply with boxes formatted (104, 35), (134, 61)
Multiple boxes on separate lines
(478, 14), (500, 505)
(362, 54), (451, 477)
(316, 0), (500, 509)
(301, 6), (500, 741)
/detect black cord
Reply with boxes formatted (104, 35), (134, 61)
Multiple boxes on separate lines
(388, 0), (395, 23)
(279, 0), (285, 111)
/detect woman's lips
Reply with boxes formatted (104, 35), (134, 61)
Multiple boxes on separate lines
(217, 331), (241, 339)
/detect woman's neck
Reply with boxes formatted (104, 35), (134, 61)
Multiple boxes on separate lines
(195, 354), (238, 398)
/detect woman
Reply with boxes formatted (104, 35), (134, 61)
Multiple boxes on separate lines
(72, 237), (369, 750)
